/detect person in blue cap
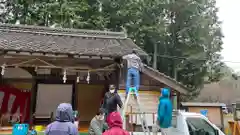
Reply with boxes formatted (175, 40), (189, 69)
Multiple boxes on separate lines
(155, 88), (173, 134)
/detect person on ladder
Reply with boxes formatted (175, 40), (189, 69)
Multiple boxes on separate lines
(122, 50), (150, 135)
(122, 50), (144, 96)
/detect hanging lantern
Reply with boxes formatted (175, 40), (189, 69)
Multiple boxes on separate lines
(86, 71), (90, 84)
(63, 69), (67, 83)
(1, 63), (6, 76)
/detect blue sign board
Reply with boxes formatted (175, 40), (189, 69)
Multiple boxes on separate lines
(200, 110), (208, 117)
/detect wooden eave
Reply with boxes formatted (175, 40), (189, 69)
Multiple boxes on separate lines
(142, 65), (188, 94)
(0, 53), (116, 73)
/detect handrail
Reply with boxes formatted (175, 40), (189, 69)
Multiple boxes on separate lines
(126, 112), (157, 126)
(125, 109), (182, 126)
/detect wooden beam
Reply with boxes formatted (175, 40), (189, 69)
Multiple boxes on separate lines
(29, 72), (37, 128)
(4, 65), (115, 73)
(1, 56), (115, 72)
(4, 53), (113, 60)
(1, 55), (114, 70)
(73, 78), (78, 110)
(1, 76), (110, 85)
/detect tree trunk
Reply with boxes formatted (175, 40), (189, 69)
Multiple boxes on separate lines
(152, 43), (158, 69)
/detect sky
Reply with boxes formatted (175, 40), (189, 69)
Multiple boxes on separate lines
(217, 0), (240, 71)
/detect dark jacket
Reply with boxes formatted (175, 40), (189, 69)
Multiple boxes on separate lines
(45, 103), (78, 135)
(157, 88), (173, 128)
(102, 92), (123, 114)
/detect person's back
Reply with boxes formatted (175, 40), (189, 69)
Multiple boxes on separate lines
(103, 111), (129, 135)
(123, 52), (143, 71)
(45, 103), (78, 135)
(88, 109), (106, 135)
(122, 50), (143, 93)
(158, 88), (172, 129)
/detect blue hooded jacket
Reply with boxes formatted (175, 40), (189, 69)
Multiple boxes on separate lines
(157, 88), (172, 128)
(45, 103), (78, 135)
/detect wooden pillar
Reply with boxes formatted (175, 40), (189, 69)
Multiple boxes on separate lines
(0, 67), (3, 85)
(115, 64), (121, 91)
(177, 92), (181, 109)
(0, 75), (3, 85)
(220, 106), (224, 131)
(172, 91), (177, 110)
(72, 79), (78, 110)
(114, 56), (124, 91)
(29, 75), (37, 128)
(103, 75), (109, 95)
(23, 67), (38, 128)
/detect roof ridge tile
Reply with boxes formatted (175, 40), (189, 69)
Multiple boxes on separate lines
(0, 23), (126, 39)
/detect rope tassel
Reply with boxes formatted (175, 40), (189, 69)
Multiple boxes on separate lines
(63, 69), (67, 83)
(1, 63), (6, 76)
(76, 76), (80, 83)
(86, 71), (90, 84)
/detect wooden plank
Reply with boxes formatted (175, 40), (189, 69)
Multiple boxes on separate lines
(77, 84), (104, 121)
(118, 90), (160, 113)
(119, 89), (160, 125)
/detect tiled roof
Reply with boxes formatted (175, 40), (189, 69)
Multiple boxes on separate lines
(0, 24), (148, 57)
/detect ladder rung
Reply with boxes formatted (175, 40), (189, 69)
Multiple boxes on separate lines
(122, 90), (150, 135)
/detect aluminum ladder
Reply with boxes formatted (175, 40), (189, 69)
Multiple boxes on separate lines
(122, 87), (150, 135)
